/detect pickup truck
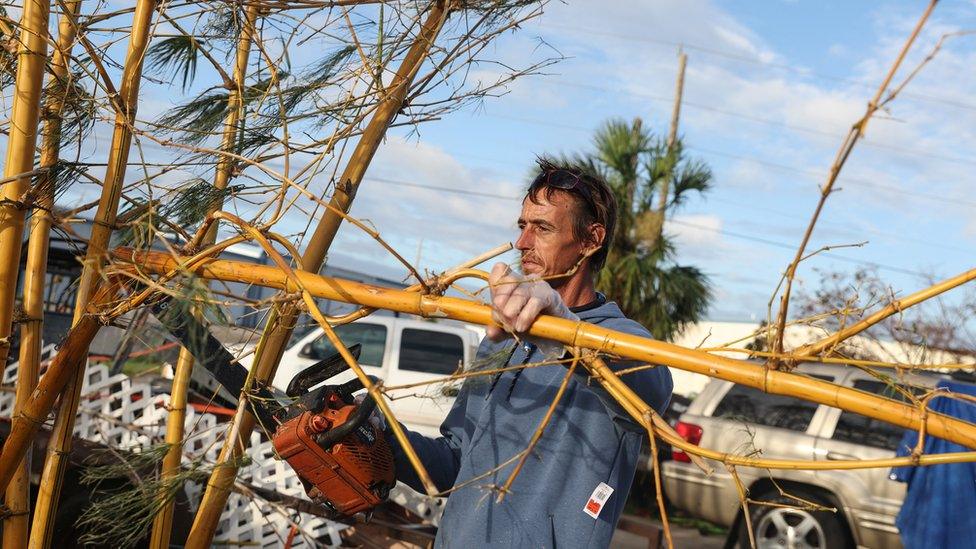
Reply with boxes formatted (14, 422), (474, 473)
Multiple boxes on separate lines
(266, 315), (484, 437)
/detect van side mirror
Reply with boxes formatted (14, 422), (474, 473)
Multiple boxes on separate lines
(299, 342), (317, 359)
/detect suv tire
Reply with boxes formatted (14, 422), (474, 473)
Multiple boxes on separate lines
(738, 491), (851, 549)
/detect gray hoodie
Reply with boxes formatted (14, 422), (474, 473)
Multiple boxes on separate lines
(391, 299), (673, 548)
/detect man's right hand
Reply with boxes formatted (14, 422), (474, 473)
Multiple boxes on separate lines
(487, 262), (578, 342)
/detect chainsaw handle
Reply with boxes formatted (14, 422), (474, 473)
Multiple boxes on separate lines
(315, 376), (381, 448)
(286, 344), (362, 398)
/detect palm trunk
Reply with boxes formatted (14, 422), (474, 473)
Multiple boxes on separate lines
(3, 2), (82, 545)
(184, 3), (454, 545)
(123, 248), (976, 452)
(29, 2), (157, 545)
(148, 6), (260, 548)
(0, 0), (51, 369)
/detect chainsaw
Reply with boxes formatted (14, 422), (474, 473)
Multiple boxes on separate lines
(150, 297), (396, 517)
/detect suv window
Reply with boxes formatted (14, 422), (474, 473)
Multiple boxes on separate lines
(310, 323), (387, 367)
(712, 384), (820, 432)
(831, 379), (911, 451)
(399, 328), (464, 375)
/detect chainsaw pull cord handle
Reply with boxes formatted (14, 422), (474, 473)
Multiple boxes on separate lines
(314, 375), (381, 449)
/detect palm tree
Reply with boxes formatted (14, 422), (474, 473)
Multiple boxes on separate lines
(573, 118), (712, 341)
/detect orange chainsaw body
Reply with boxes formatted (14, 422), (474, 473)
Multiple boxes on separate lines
(273, 399), (395, 516)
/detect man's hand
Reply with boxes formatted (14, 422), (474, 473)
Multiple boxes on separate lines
(487, 262), (578, 341)
(354, 393), (386, 432)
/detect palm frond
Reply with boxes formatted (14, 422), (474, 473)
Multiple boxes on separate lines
(76, 444), (209, 548)
(146, 35), (201, 91)
(202, 3), (243, 41)
(155, 88), (230, 145)
(43, 71), (98, 146)
(593, 118), (650, 193)
(159, 177), (233, 229)
(302, 45), (357, 89)
(25, 160), (87, 207)
(669, 158), (712, 208)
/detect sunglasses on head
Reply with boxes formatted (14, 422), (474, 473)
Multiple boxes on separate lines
(532, 169), (597, 211)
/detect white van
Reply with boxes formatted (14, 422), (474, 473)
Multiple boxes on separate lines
(269, 316), (484, 437)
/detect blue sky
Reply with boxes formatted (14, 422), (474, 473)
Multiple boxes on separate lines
(331, 0), (976, 322)
(44, 1), (976, 325)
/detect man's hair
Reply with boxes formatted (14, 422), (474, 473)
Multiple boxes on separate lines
(525, 158), (617, 272)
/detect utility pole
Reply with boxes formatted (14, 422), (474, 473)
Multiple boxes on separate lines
(651, 49), (687, 245)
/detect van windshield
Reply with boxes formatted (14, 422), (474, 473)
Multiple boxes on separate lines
(309, 323), (388, 367)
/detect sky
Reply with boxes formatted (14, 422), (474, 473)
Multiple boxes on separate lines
(37, 0), (976, 325)
(328, 0), (976, 322)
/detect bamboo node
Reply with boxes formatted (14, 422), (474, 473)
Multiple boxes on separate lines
(0, 198), (27, 210)
(0, 505), (27, 519)
(91, 218), (115, 230)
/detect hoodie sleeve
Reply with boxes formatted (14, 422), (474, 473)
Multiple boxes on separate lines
(388, 384), (472, 493)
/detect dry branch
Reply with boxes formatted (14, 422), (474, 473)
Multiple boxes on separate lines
(770, 0), (938, 368)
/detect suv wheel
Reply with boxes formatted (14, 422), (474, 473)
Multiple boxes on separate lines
(739, 492), (850, 549)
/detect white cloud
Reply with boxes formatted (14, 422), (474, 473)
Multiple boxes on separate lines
(330, 136), (524, 274)
(667, 214), (723, 249)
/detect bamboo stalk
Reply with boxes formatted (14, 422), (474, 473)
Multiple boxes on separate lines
(120, 249), (976, 453)
(146, 348), (193, 548)
(770, 0), (937, 367)
(30, 1), (157, 545)
(185, 3), (453, 545)
(793, 266), (976, 360)
(149, 7), (260, 548)
(0, 280), (122, 495)
(327, 242), (512, 326)
(0, 0), (51, 369)
(4, 2), (81, 545)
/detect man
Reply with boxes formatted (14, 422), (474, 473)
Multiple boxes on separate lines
(390, 159), (673, 548)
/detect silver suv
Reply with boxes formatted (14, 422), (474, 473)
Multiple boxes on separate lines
(662, 364), (943, 549)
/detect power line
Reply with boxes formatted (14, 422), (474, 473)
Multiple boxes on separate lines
(687, 145), (976, 209)
(665, 218), (927, 278)
(493, 81), (976, 169)
(357, 175), (938, 277)
(363, 176), (520, 200)
(481, 112), (976, 209)
(705, 195), (974, 256)
(538, 21), (976, 113)
(368, 168), (969, 253)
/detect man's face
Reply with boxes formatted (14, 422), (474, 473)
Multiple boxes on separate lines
(516, 190), (584, 281)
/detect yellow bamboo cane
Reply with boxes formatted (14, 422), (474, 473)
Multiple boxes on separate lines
(0, 279), (122, 494)
(30, 1), (157, 545)
(792, 266), (976, 361)
(148, 6), (260, 548)
(118, 249), (976, 453)
(185, 3), (453, 545)
(4, 2), (81, 545)
(0, 0), (51, 369)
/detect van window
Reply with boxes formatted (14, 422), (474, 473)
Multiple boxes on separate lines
(310, 323), (387, 367)
(399, 328), (464, 375)
(712, 384), (819, 432)
(831, 379), (910, 451)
